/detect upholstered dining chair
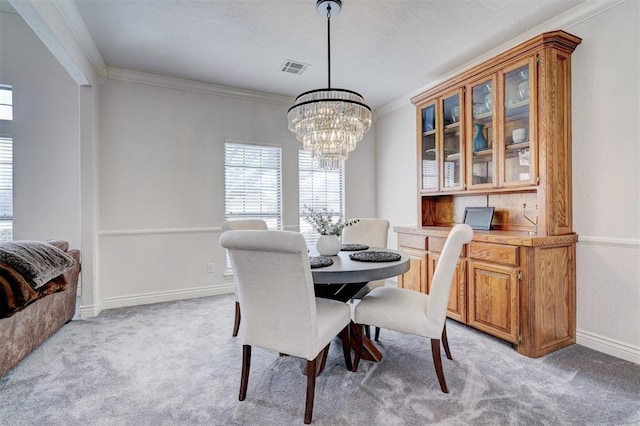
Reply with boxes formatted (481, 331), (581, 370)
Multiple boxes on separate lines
(341, 218), (390, 341)
(220, 219), (268, 337)
(219, 230), (352, 424)
(351, 224), (473, 393)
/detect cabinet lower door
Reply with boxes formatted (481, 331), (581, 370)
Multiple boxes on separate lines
(429, 254), (466, 322)
(468, 261), (519, 343)
(398, 250), (426, 293)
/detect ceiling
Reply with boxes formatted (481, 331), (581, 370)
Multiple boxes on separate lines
(68, 0), (586, 109)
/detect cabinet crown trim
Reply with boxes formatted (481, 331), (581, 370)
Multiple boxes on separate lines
(410, 30), (582, 105)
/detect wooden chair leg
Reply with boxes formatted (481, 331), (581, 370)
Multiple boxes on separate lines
(239, 345), (251, 400)
(232, 301), (241, 337)
(441, 323), (452, 360)
(431, 339), (448, 393)
(374, 326), (381, 342)
(317, 344), (330, 375)
(352, 323), (363, 372)
(304, 357), (318, 424)
(339, 326), (352, 371)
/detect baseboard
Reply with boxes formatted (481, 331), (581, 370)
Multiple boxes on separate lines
(577, 329), (640, 365)
(80, 285), (235, 316)
(78, 303), (102, 318)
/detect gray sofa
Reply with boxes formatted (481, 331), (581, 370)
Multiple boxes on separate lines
(0, 241), (81, 378)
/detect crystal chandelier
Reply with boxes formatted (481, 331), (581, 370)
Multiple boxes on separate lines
(287, 0), (372, 170)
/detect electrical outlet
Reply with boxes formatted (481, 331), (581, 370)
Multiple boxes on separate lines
(207, 262), (215, 273)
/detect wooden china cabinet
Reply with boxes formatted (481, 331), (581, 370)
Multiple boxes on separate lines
(396, 31), (582, 358)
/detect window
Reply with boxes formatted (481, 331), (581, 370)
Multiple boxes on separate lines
(0, 137), (12, 241)
(0, 85), (12, 241)
(298, 149), (344, 246)
(224, 141), (282, 229)
(224, 141), (282, 270)
(0, 85), (12, 121)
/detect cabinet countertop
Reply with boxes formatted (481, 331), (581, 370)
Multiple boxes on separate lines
(394, 226), (578, 247)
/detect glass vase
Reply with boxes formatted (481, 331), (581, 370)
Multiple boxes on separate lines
(473, 124), (488, 152)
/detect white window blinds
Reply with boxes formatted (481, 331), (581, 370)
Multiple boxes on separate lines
(298, 149), (344, 246)
(224, 141), (282, 230)
(0, 137), (13, 241)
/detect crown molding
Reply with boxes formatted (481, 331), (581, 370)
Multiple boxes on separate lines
(376, 97), (412, 117)
(106, 67), (295, 106)
(376, 0), (628, 117)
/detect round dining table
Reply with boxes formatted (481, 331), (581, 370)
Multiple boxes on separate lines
(309, 247), (410, 363)
(311, 248), (410, 288)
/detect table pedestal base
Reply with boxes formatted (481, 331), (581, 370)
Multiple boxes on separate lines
(314, 283), (383, 366)
(349, 321), (382, 362)
(314, 282), (367, 302)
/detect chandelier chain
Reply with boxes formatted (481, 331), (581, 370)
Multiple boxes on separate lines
(326, 4), (332, 89)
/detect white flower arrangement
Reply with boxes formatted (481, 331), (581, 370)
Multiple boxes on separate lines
(303, 205), (359, 237)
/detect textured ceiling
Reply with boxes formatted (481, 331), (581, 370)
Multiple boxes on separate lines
(72, 0), (586, 109)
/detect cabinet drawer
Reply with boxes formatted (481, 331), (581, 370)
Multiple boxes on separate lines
(429, 236), (466, 257)
(469, 242), (519, 267)
(398, 233), (427, 251)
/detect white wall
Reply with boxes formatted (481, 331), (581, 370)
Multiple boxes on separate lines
(0, 10), (81, 248)
(375, 0), (640, 364)
(96, 70), (377, 310)
(2, 1), (102, 314)
(3, 0), (377, 316)
(569, 0), (639, 363)
(376, 102), (417, 251)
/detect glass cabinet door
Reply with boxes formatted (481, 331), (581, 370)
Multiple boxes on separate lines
(468, 78), (495, 187)
(440, 92), (463, 190)
(502, 60), (534, 185)
(420, 103), (437, 191)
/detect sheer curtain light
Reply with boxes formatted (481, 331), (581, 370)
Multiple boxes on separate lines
(287, 0), (372, 170)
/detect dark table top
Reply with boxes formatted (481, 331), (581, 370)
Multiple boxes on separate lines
(310, 248), (410, 285)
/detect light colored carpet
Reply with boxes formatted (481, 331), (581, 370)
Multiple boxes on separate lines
(1, 294), (639, 425)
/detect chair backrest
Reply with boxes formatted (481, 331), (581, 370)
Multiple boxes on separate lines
(426, 224), (474, 331)
(221, 219), (268, 232)
(341, 218), (390, 248)
(219, 230), (318, 357)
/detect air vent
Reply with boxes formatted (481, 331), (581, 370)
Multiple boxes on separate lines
(280, 60), (309, 75)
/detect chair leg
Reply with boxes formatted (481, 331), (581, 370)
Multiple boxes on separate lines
(232, 301), (241, 337)
(431, 339), (448, 393)
(239, 345), (251, 400)
(339, 326), (352, 371)
(364, 325), (371, 339)
(441, 323), (452, 360)
(374, 326), (381, 342)
(352, 323), (364, 372)
(304, 357), (318, 424)
(317, 344), (330, 375)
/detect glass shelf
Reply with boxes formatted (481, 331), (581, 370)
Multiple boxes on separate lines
(472, 148), (492, 157)
(506, 141), (530, 151)
(446, 152), (461, 161)
(506, 101), (529, 121)
(474, 111), (492, 122)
